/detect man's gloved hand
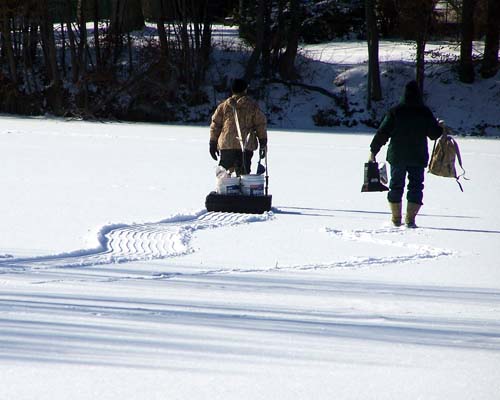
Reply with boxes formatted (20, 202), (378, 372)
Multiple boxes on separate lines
(209, 140), (219, 161)
(259, 138), (267, 159)
(368, 152), (376, 162)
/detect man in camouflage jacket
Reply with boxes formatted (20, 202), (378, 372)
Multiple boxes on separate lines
(209, 79), (267, 175)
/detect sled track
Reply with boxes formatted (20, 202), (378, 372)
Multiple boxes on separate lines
(0, 211), (273, 270)
(320, 226), (455, 268)
(0, 212), (455, 278)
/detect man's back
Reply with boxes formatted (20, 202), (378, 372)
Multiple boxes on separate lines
(373, 102), (442, 167)
(210, 94), (267, 152)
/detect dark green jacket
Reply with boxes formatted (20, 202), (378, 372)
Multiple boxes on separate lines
(370, 100), (443, 167)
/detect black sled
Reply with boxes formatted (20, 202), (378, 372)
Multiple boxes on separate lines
(205, 192), (272, 214)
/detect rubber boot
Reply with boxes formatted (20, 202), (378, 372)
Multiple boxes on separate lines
(389, 202), (402, 227)
(405, 202), (421, 228)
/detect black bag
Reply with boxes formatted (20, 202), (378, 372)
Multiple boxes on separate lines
(361, 161), (389, 192)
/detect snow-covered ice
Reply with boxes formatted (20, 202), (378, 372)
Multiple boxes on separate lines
(1, 114), (500, 399)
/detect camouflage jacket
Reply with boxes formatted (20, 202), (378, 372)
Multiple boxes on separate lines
(210, 94), (267, 151)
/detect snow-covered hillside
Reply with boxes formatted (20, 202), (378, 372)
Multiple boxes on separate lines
(1, 116), (499, 399)
(206, 27), (500, 136)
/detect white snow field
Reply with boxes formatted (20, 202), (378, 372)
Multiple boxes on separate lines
(1, 115), (500, 400)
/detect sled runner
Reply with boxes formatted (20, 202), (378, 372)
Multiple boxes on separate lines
(205, 191), (272, 214)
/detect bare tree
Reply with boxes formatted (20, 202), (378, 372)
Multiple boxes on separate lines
(20, 3), (38, 91)
(398, 0), (438, 92)
(65, 0), (79, 83)
(480, 0), (499, 78)
(459, 0), (477, 83)
(156, 0), (169, 61)
(108, 0), (144, 66)
(38, 0), (64, 114)
(110, 0), (145, 35)
(365, 0), (382, 109)
(272, 0), (286, 72)
(261, 0), (272, 78)
(244, 0), (265, 81)
(92, 0), (102, 69)
(165, 0), (213, 94)
(0, 1), (18, 84)
(279, 0), (301, 81)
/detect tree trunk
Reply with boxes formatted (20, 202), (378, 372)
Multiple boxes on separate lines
(365, 0), (382, 108)
(238, 0), (244, 21)
(77, 0), (89, 111)
(179, 1), (191, 84)
(60, 22), (66, 76)
(279, 0), (301, 81)
(22, 20), (32, 68)
(65, 0), (78, 83)
(397, 0), (437, 91)
(39, 0), (63, 114)
(416, 36), (426, 92)
(459, 0), (476, 83)
(12, 13), (19, 59)
(1, 12), (18, 84)
(127, 32), (133, 75)
(197, 12), (212, 86)
(272, 0), (285, 72)
(192, 0), (212, 90)
(244, 0), (264, 82)
(157, 0), (169, 61)
(29, 22), (38, 66)
(480, 0), (500, 78)
(110, 0), (145, 34)
(21, 16), (35, 93)
(93, 0), (102, 69)
(77, 0), (88, 73)
(261, 1), (272, 78)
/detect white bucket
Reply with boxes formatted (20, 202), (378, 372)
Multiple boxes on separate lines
(216, 176), (241, 195)
(240, 174), (265, 196)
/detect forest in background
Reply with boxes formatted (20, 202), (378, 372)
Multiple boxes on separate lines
(0, 0), (498, 123)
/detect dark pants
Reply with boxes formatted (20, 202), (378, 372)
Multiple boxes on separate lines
(219, 150), (253, 175)
(388, 165), (425, 205)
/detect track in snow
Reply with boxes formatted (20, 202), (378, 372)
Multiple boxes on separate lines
(146, 224), (457, 278)
(0, 211), (273, 271)
(317, 226), (456, 269)
(0, 212), (455, 279)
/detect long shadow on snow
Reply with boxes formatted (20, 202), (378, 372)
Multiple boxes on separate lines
(422, 226), (500, 235)
(1, 278), (500, 369)
(276, 206), (479, 219)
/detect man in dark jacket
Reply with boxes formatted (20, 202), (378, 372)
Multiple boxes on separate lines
(369, 80), (443, 227)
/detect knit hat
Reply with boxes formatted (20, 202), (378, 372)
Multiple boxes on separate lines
(404, 80), (422, 104)
(231, 78), (248, 94)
